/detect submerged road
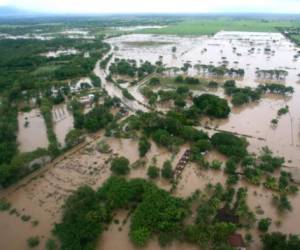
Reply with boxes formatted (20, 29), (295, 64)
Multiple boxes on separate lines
(93, 50), (149, 112)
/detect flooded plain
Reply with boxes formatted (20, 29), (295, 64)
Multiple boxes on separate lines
(107, 31), (300, 166)
(2, 31), (300, 250)
(17, 109), (49, 152)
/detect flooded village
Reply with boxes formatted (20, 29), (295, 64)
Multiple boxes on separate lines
(1, 13), (300, 250)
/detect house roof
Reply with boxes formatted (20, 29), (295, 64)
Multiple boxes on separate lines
(228, 233), (246, 248)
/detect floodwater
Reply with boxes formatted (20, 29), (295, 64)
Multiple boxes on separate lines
(3, 31), (300, 250)
(106, 31), (300, 167)
(17, 109), (49, 152)
(113, 25), (167, 31)
(52, 104), (74, 147)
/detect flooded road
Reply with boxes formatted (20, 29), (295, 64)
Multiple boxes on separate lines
(93, 55), (149, 112)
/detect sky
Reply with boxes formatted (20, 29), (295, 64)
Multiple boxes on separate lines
(1, 0), (300, 14)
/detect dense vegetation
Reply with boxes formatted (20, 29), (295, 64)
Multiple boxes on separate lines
(54, 176), (256, 250)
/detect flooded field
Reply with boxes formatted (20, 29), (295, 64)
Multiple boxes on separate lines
(107, 31), (300, 167)
(0, 135), (178, 249)
(17, 109), (48, 152)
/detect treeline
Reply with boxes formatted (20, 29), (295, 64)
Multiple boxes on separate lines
(109, 58), (156, 78)
(223, 80), (294, 106)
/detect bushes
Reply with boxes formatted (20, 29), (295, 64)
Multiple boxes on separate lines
(83, 106), (113, 132)
(130, 186), (188, 247)
(122, 89), (134, 100)
(258, 218), (272, 232)
(147, 165), (160, 179)
(211, 132), (248, 160)
(261, 232), (300, 250)
(138, 137), (151, 157)
(161, 160), (174, 180)
(111, 156), (130, 175)
(193, 94), (231, 118)
(27, 236), (40, 248)
(149, 77), (160, 85)
(65, 129), (84, 148)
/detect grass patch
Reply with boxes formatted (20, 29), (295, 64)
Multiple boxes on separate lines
(32, 65), (60, 76)
(141, 18), (300, 36)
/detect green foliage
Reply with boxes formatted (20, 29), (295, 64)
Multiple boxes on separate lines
(190, 139), (212, 161)
(277, 106), (289, 116)
(175, 75), (184, 83)
(193, 94), (231, 118)
(45, 239), (58, 250)
(261, 232), (300, 250)
(0, 198), (11, 211)
(149, 77), (160, 85)
(41, 98), (60, 156)
(211, 132), (248, 160)
(122, 89), (134, 100)
(223, 80), (262, 106)
(27, 236), (40, 248)
(138, 136), (151, 157)
(54, 186), (107, 250)
(210, 160), (222, 170)
(208, 81), (218, 88)
(130, 186), (188, 247)
(110, 156), (130, 175)
(65, 129), (84, 148)
(258, 218), (272, 232)
(83, 106), (113, 132)
(147, 165), (160, 179)
(258, 147), (284, 172)
(161, 160), (174, 180)
(272, 194), (292, 213)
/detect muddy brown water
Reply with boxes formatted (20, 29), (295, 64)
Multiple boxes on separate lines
(17, 109), (49, 152)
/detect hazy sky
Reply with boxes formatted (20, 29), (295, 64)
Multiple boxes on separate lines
(1, 0), (300, 14)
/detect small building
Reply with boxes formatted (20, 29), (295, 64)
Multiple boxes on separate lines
(228, 234), (246, 250)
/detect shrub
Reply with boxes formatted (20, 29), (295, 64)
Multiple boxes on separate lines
(138, 137), (151, 157)
(161, 160), (174, 180)
(147, 165), (160, 179)
(111, 157), (130, 175)
(149, 77), (160, 85)
(258, 218), (272, 232)
(27, 236), (40, 248)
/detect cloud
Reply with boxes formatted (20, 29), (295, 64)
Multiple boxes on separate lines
(3, 0), (300, 14)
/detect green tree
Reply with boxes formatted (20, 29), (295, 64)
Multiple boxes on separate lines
(258, 218), (272, 232)
(147, 165), (160, 179)
(65, 129), (83, 148)
(161, 160), (173, 180)
(138, 137), (151, 157)
(111, 157), (130, 175)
